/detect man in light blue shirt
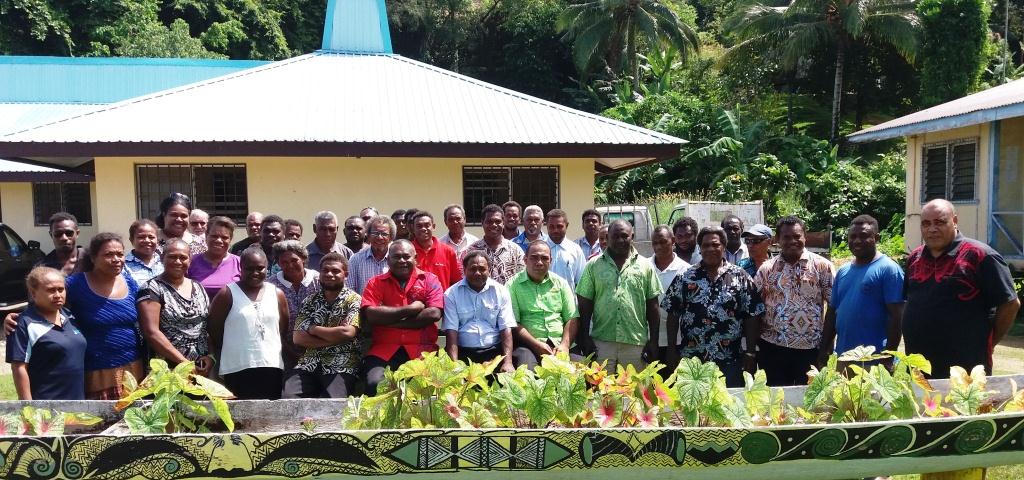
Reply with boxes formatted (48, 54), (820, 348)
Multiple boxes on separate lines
(576, 209), (603, 259)
(545, 209), (586, 292)
(443, 252), (516, 372)
(512, 205), (548, 252)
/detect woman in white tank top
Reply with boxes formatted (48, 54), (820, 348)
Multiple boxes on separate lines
(207, 247), (290, 399)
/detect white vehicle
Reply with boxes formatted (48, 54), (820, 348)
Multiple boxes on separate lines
(667, 200), (764, 230)
(596, 205), (656, 256)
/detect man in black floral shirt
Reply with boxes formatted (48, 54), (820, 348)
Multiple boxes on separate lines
(288, 252), (364, 398)
(662, 226), (765, 387)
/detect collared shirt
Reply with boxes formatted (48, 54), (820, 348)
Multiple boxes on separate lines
(360, 268), (444, 361)
(269, 268), (320, 368)
(442, 278), (516, 348)
(5, 305), (86, 400)
(662, 262), (765, 363)
(649, 254), (690, 346)
(441, 232), (479, 259)
(295, 288), (364, 375)
(577, 249), (662, 346)
(467, 238), (525, 285)
(724, 243), (749, 265)
(904, 233), (1017, 373)
(507, 270), (578, 345)
(413, 236), (463, 291)
(674, 246), (703, 265)
(346, 247), (389, 294)
(512, 231), (549, 253)
(306, 241), (355, 270)
(754, 250), (835, 350)
(36, 246), (87, 275)
(576, 236), (602, 260)
(548, 237), (586, 291)
(125, 251), (163, 285)
(737, 256), (771, 278)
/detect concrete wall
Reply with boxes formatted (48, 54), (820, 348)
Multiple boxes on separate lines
(904, 123), (990, 250)
(92, 156), (596, 243)
(0, 181), (99, 248)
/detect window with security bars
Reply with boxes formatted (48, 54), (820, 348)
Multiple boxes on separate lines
(33, 183), (92, 226)
(462, 166), (559, 224)
(921, 140), (977, 203)
(136, 165), (248, 223)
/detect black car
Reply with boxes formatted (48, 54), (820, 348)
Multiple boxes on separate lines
(0, 224), (45, 309)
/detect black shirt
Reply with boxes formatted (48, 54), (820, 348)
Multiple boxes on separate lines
(35, 246), (87, 274)
(903, 234), (1017, 376)
(229, 237), (257, 256)
(5, 306), (87, 400)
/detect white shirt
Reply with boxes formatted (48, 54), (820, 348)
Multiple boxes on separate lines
(220, 283), (284, 375)
(442, 278), (517, 348)
(649, 254), (690, 347)
(441, 232), (480, 259)
(548, 237), (586, 293)
(725, 243), (749, 265)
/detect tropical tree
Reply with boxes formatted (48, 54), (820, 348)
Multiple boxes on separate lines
(722, 0), (919, 143)
(557, 0), (699, 88)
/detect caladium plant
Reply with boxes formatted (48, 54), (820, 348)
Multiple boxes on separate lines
(0, 406), (101, 436)
(115, 359), (235, 434)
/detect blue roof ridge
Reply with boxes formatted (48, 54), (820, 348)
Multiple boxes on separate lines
(0, 55), (268, 68)
(2, 54), (319, 138)
(377, 53), (683, 145)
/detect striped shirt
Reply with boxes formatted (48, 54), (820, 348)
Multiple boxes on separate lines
(346, 247), (389, 294)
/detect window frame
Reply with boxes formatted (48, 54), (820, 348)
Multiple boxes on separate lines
(31, 182), (93, 226)
(134, 164), (249, 224)
(920, 137), (979, 204)
(462, 165), (560, 225)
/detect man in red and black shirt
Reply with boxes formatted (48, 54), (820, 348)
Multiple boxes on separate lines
(359, 239), (444, 395)
(904, 199), (1020, 377)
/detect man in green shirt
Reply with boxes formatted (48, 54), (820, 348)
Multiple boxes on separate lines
(577, 220), (662, 370)
(507, 241), (580, 369)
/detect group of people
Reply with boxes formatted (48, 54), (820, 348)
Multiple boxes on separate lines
(5, 194), (1020, 401)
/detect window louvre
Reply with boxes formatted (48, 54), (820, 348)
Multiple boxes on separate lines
(33, 182), (92, 226)
(462, 166), (559, 224)
(921, 140), (977, 203)
(136, 164), (248, 223)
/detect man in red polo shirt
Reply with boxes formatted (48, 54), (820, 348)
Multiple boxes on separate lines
(359, 239), (444, 395)
(411, 211), (462, 291)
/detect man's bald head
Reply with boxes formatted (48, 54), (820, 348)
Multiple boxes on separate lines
(920, 198), (958, 254)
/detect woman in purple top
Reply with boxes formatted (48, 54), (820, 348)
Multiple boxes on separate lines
(188, 216), (241, 299)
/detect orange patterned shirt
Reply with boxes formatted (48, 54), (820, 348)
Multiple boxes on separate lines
(754, 250), (835, 350)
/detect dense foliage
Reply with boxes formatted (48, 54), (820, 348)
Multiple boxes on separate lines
(917, 0), (992, 106)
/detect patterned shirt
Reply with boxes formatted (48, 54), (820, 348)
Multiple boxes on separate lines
(269, 269), (321, 367)
(137, 277), (211, 361)
(346, 247), (390, 294)
(576, 236), (602, 260)
(467, 238), (525, 285)
(125, 251), (163, 285)
(294, 288), (364, 375)
(754, 250), (835, 350)
(662, 262), (764, 363)
(577, 249), (662, 346)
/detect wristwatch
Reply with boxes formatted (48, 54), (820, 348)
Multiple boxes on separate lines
(744, 351), (756, 358)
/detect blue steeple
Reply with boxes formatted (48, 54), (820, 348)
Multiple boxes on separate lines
(321, 0), (393, 53)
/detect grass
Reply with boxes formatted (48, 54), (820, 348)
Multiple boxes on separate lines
(0, 373), (14, 401)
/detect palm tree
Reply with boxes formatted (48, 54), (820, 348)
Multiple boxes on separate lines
(722, 0), (918, 143)
(557, 0), (699, 88)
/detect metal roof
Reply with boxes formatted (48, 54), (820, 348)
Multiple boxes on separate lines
(0, 103), (104, 135)
(322, 0), (392, 53)
(0, 56), (269, 105)
(0, 52), (684, 171)
(848, 78), (1024, 143)
(0, 158), (93, 181)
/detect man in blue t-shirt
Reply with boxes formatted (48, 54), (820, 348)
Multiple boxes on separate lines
(817, 215), (904, 366)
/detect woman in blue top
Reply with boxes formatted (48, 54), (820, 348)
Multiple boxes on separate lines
(66, 233), (145, 399)
(6, 267), (87, 400)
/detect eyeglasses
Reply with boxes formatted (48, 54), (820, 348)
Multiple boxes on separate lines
(743, 236), (769, 245)
(367, 231), (391, 238)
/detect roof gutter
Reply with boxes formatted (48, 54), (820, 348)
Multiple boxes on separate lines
(848, 102), (1024, 143)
